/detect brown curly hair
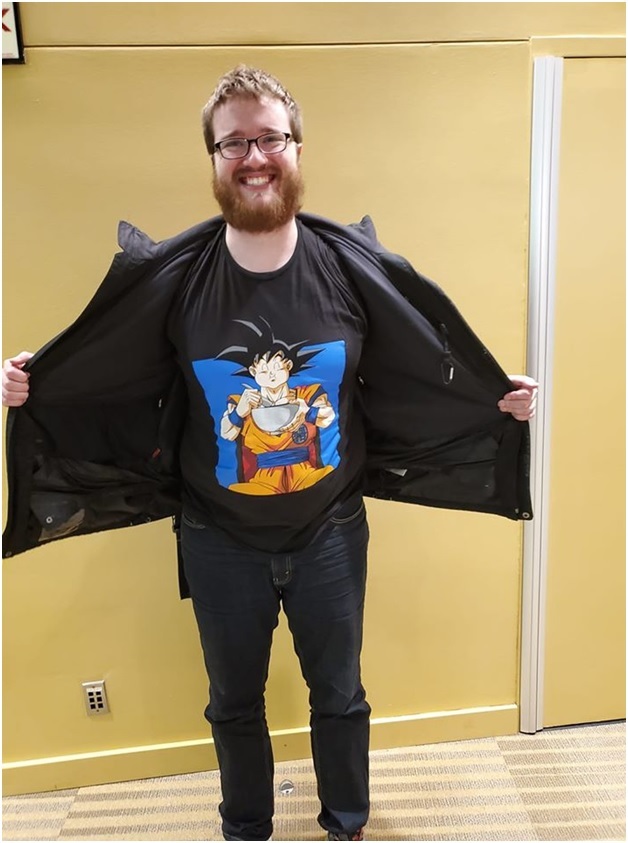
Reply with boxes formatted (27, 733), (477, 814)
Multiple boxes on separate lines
(201, 65), (303, 156)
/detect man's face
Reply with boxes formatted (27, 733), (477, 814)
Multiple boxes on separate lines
(212, 96), (303, 233)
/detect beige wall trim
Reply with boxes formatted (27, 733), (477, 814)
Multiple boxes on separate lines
(520, 57), (564, 735)
(531, 35), (626, 57)
(20, 35), (625, 56)
(3, 704), (518, 796)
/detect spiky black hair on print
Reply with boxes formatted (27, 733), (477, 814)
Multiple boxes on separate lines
(216, 317), (322, 376)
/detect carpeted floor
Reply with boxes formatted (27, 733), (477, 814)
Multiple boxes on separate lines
(3, 721), (625, 841)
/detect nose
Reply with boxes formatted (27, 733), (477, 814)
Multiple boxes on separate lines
(243, 140), (267, 164)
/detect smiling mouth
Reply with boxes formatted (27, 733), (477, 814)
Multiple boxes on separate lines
(239, 173), (275, 188)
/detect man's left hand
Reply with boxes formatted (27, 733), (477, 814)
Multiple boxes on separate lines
(498, 375), (538, 421)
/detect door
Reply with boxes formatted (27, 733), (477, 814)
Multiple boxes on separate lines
(543, 57), (625, 727)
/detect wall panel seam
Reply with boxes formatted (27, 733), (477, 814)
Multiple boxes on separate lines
(20, 39), (531, 50)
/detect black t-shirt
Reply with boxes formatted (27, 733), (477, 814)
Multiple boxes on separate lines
(168, 221), (368, 552)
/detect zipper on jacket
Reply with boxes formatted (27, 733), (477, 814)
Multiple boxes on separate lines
(439, 323), (455, 385)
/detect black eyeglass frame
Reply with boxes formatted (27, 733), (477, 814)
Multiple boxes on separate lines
(213, 132), (293, 160)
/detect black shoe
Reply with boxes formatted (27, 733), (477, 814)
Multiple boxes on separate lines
(327, 831), (364, 841)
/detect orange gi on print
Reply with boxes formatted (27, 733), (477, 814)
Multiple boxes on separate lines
(217, 318), (336, 496)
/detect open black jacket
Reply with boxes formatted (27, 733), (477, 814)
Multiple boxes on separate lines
(3, 213), (532, 587)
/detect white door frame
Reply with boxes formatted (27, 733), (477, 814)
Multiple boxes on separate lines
(519, 56), (564, 735)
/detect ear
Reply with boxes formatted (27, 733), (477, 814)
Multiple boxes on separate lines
(295, 143), (303, 159)
(248, 365), (257, 377)
(285, 360), (293, 372)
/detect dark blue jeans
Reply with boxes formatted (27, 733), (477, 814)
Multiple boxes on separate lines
(181, 497), (371, 842)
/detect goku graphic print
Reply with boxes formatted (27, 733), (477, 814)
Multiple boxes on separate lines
(192, 318), (346, 495)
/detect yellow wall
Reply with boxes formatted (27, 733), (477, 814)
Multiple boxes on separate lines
(18, 2), (626, 44)
(3, 3), (624, 795)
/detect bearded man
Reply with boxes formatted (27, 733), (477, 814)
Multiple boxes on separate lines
(2, 66), (537, 842)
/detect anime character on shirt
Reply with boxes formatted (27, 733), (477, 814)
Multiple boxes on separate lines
(217, 318), (336, 495)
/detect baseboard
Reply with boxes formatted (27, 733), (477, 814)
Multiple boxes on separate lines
(2, 703), (518, 796)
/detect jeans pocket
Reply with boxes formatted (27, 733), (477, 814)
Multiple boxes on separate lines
(330, 500), (365, 525)
(182, 512), (207, 530)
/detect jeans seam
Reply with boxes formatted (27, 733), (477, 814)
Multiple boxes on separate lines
(272, 556), (292, 588)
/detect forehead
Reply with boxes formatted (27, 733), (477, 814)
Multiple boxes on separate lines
(213, 96), (291, 139)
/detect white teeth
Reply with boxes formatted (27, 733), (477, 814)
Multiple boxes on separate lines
(243, 176), (271, 186)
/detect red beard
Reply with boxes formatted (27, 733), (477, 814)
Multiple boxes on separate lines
(212, 165), (304, 233)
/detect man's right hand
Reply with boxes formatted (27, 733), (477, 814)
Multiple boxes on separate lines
(2, 351), (33, 407)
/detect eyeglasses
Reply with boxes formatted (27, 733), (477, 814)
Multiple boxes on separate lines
(213, 132), (292, 160)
